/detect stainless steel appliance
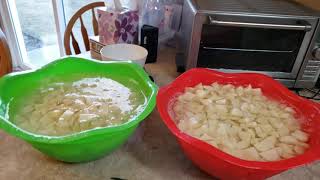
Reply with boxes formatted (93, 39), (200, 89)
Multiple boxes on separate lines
(177, 0), (320, 88)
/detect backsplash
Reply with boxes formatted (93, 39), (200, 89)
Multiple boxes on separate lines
(294, 0), (320, 10)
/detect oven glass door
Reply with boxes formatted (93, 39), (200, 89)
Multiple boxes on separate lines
(197, 17), (313, 78)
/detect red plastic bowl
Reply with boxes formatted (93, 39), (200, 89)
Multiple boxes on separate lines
(157, 68), (320, 180)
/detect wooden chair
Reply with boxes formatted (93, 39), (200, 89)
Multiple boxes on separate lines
(64, 2), (105, 55)
(0, 28), (13, 76)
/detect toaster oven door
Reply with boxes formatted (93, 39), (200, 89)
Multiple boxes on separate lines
(197, 15), (317, 79)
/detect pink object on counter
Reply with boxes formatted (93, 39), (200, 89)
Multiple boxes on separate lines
(97, 8), (139, 45)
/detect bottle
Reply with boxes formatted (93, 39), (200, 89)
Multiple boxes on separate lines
(104, 0), (123, 11)
(121, 0), (138, 10)
(142, 0), (165, 33)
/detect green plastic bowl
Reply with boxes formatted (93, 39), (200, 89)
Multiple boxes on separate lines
(0, 57), (157, 163)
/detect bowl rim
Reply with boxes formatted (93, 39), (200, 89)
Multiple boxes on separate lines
(157, 68), (320, 171)
(0, 57), (157, 143)
(100, 44), (148, 61)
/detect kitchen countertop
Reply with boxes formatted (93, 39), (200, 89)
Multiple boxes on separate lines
(1, 48), (319, 180)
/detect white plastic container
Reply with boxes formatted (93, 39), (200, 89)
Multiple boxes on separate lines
(100, 44), (148, 67)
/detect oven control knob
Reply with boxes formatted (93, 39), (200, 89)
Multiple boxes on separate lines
(313, 47), (320, 60)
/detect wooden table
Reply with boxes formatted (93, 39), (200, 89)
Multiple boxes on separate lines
(1, 48), (319, 180)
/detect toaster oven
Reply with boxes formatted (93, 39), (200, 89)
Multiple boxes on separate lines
(177, 0), (320, 88)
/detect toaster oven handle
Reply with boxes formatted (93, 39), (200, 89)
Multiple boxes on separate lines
(209, 17), (312, 31)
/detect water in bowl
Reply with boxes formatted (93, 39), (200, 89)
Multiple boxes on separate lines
(12, 75), (147, 136)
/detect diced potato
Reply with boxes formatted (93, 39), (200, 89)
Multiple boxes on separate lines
(275, 147), (282, 156)
(22, 106), (34, 114)
(174, 83), (309, 162)
(236, 86), (244, 95)
(31, 110), (42, 120)
(216, 123), (230, 137)
(268, 118), (284, 129)
(190, 102), (204, 113)
(173, 103), (183, 114)
(18, 121), (32, 130)
(279, 112), (290, 119)
(79, 120), (92, 131)
(62, 99), (73, 106)
(15, 77), (145, 136)
(260, 124), (274, 135)
(178, 121), (190, 132)
(216, 99), (227, 105)
(284, 107), (294, 113)
(281, 152), (295, 159)
(285, 118), (300, 131)
(208, 140), (218, 147)
(79, 114), (99, 122)
(189, 124), (208, 137)
(200, 133), (214, 141)
(239, 147), (261, 161)
(237, 140), (251, 149)
(247, 129), (256, 139)
(185, 87), (195, 93)
(74, 99), (86, 109)
(221, 140), (237, 150)
(297, 142), (309, 148)
(277, 143), (295, 155)
(291, 130), (309, 142)
(215, 104), (228, 113)
(279, 136), (299, 145)
(60, 110), (74, 122)
(196, 89), (207, 98)
(188, 117), (203, 129)
(57, 118), (71, 128)
(247, 122), (257, 128)
(255, 126), (267, 138)
(278, 126), (290, 136)
(231, 108), (243, 117)
(254, 136), (276, 152)
(195, 83), (204, 90)
(250, 138), (259, 145)
(238, 131), (251, 141)
(271, 131), (280, 138)
(260, 148), (281, 161)
(46, 109), (63, 119)
(200, 99), (213, 106)
(203, 85), (212, 91)
(91, 119), (106, 127)
(29, 118), (40, 131)
(294, 145), (306, 155)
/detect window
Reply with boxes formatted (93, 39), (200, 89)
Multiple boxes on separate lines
(15, 0), (60, 67)
(0, 0), (100, 68)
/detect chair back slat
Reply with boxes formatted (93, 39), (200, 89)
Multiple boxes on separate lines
(71, 31), (81, 55)
(64, 2), (104, 55)
(80, 16), (90, 51)
(92, 8), (99, 36)
(0, 28), (13, 76)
